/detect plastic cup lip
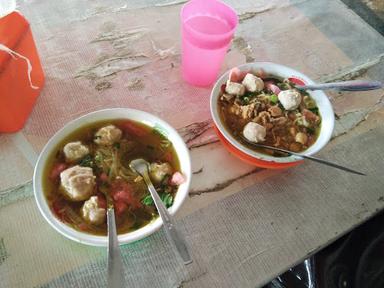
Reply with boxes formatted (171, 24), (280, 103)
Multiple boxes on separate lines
(180, 0), (238, 42)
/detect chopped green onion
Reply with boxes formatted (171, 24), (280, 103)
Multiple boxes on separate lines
(160, 175), (171, 187)
(309, 107), (319, 115)
(270, 94), (278, 104)
(94, 152), (103, 163)
(242, 97), (250, 105)
(160, 139), (171, 150)
(141, 192), (174, 208)
(306, 127), (315, 135)
(153, 125), (169, 140)
(161, 193), (174, 208)
(141, 194), (154, 206)
(276, 82), (290, 90)
(78, 155), (93, 168)
(303, 96), (317, 109)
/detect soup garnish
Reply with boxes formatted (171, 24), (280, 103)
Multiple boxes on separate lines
(43, 120), (185, 235)
(218, 68), (321, 156)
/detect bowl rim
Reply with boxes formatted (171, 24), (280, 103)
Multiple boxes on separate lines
(210, 62), (335, 163)
(33, 108), (191, 246)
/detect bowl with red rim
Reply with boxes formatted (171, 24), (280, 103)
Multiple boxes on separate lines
(210, 62), (335, 168)
(33, 108), (191, 246)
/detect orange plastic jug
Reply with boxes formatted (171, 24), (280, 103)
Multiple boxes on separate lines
(0, 11), (45, 132)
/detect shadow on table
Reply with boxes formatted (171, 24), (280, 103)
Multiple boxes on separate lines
(263, 210), (384, 288)
(340, 0), (384, 36)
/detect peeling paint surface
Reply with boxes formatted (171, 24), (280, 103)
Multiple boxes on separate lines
(75, 54), (150, 79)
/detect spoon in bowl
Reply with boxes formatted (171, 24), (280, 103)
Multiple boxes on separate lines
(295, 80), (382, 91)
(129, 158), (192, 265)
(240, 137), (366, 176)
(107, 205), (125, 288)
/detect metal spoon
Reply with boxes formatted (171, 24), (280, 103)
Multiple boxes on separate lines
(295, 80), (383, 91)
(107, 207), (125, 288)
(129, 159), (192, 265)
(241, 138), (366, 176)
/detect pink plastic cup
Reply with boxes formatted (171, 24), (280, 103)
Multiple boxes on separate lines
(181, 0), (238, 87)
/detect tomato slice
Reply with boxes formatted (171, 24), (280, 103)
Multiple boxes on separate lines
(110, 180), (141, 210)
(99, 172), (108, 182)
(169, 172), (185, 186)
(163, 151), (173, 163)
(114, 201), (128, 216)
(112, 190), (131, 203)
(97, 193), (107, 209)
(52, 199), (63, 217)
(288, 77), (306, 86)
(120, 121), (147, 137)
(49, 163), (67, 181)
(52, 199), (68, 222)
(78, 223), (88, 231)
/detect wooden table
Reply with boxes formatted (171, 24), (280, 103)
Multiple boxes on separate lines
(1, 0), (383, 287)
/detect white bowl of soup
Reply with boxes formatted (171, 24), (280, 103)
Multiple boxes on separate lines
(210, 62), (335, 168)
(33, 108), (191, 246)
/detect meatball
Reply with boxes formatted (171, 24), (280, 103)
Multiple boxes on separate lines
(149, 162), (173, 184)
(81, 196), (106, 225)
(242, 73), (264, 92)
(60, 165), (95, 201)
(225, 80), (245, 96)
(94, 125), (122, 146)
(243, 122), (266, 143)
(278, 89), (302, 111)
(63, 141), (89, 162)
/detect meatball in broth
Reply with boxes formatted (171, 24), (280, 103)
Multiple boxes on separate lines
(218, 69), (321, 156)
(43, 120), (185, 236)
